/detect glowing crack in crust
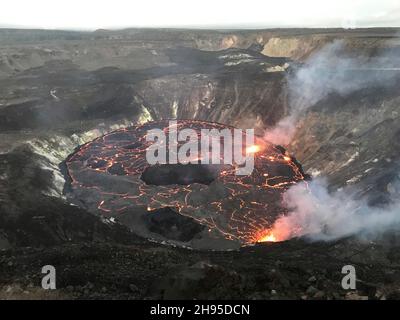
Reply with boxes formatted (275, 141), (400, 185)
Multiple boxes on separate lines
(65, 120), (306, 245)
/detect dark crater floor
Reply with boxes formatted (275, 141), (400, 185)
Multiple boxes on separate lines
(141, 163), (219, 186)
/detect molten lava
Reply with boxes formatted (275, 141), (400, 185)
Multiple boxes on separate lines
(258, 231), (277, 242)
(246, 144), (261, 154)
(65, 120), (307, 245)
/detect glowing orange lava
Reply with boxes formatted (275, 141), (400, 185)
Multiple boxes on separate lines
(246, 144), (261, 154)
(258, 231), (277, 242)
(257, 220), (300, 243)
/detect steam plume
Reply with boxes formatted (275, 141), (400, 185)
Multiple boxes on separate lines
(264, 39), (400, 145)
(270, 179), (400, 241)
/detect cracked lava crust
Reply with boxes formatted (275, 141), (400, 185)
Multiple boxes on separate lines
(64, 120), (307, 250)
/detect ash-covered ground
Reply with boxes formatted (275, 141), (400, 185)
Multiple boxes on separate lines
(1, 28), (400, 299)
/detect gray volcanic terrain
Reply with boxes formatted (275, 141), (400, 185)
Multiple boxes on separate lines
(1, 28), (400, 299)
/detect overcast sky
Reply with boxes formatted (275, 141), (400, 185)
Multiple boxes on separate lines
(0, 0), (399, 30)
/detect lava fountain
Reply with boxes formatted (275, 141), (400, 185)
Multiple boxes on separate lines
(64, 120), (307, 248)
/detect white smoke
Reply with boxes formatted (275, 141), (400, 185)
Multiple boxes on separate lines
(263, 116), (296, 146)
(263, 39), (400, 145)
(271, 179), (400, 241)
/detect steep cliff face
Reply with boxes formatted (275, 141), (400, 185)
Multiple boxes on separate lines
(262, 36), (328, 59)
(262, 35), (400, 60)
(134, 72), (286, 130)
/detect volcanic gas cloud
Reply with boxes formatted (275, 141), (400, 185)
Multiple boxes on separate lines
(64, 120), (307, 248)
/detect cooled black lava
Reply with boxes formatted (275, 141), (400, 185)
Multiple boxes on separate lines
(141, 164), (219, 186)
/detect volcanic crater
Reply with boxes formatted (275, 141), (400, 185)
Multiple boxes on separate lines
(2, 28), (400, 299)
(64, 119), (307, 249)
